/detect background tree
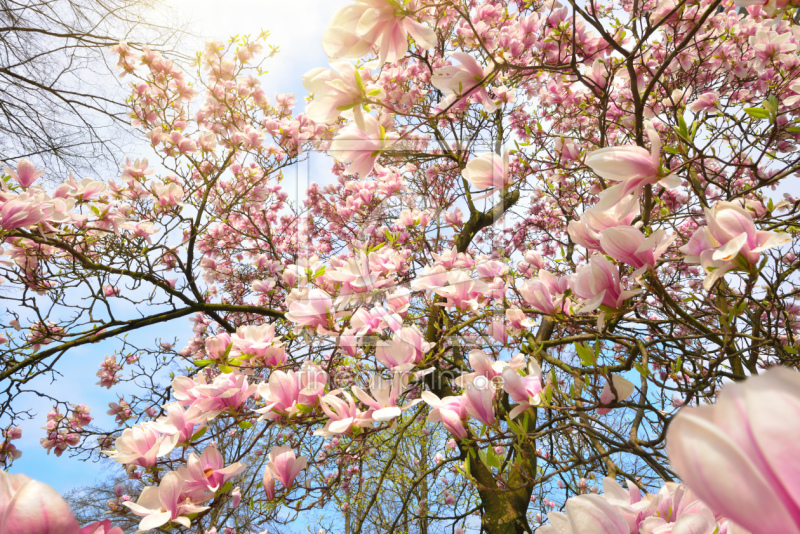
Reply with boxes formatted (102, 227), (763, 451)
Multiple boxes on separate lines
(0, 0), (190, 178)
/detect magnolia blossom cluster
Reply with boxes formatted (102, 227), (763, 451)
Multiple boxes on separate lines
(40, 405), (92, 457)
(0, 427), (21, 464)
(540, 477), (737, 534)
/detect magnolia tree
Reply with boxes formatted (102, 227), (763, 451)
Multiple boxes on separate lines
(1, 0), (800, 532)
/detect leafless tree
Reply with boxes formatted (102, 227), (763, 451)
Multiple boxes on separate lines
(0, 0), (191, 179)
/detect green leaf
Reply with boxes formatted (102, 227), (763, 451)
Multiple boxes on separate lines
(193, 359), (215, 367)
(354, 69), (365, 94)
(238, 421), (253, 430)
(744, 107), (771, 120)
(575, 342), (595, 366)
(296, 403), (313, 413)
(219, 364), (234, 373)
(190, 427), (207, 441)
(634, 362), (650, 377)
(786, 126), (800, 133)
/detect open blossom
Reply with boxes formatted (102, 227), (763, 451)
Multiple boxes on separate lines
(266, 446), (308, 489)
(585, 122), (680, 209)
(123, 471), (208, 531)
(432, 270), (488, 311)
(4, 158), (44, 188)
(302, 62), (381, 129)
(172, 371), (258, 414)
(103, 421), (178, 467)
(667, 367), (800, 534)
(680, 201), (790, 290)
(540, 476), (732, 534)
(0, 192), (54, 229)
(151, 402), (207, 444)
(353, 373), (421, 422)
(502, 359), (544, 418)
(256, 365), (327, 419)
(431, 52), (497, 112)
(285, 288), (334, 333)
(329, 114), (397, 176)
(455, 350), (524, 388)
(230, 324), (286, 366)
(571, 255), (640, 312)
(599, 226), (675, 272)
(375, 334), (417, 371)
(178, 446), (245, 499)
(461, 151), (512, 196)
(519, 270), (571, 315)
(321, 0), (436, 64)
(568, 193), (640, 251)
(422, 392), (469, 439)
(315, 390), (370, 436)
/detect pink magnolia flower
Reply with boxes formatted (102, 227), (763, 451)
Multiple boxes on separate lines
(302, 62), (381, 129)
(422, 392), (469, 439)
(230, 486), (241, 509)
(597, 374), (636, 415)
(284, 288), (334, 333)
(680, 201), (790, 290)
(204, 332), (231, 360)
(571, 255), (640, 312)
(4, 159), (44, 188)
(123, 471), (208, 531)
(541, 494), (629, 534)
(599, 226), (675, 272)
(103, 421), (178, 467)
(567, 193), (640, 251)
(454, 350), (524, 389)
(585, 123), (680, 210)
(262, 465), (276, 500)
(461, 151), (512, 197)
(322, 0), (436, 64)
(541, 477), (728, 534)
(431, 52), (497, 112)
(667, 367), (800, 534)
(519, 270), (571, 315)
(463, 377), (496, 425)
(0, 470), (80, 533)
(432, 270), (488, 311)
(255, 370), (305, 419)
(375, 335), (416, 371)
(352, 373), (421, 422)
(266, 446), (307, 488)
(151, 402), (207, 445)
(315, 390), (368, 436)
(178, 446), (245, 498)
(502, 359), (544, 418)
(172, 371), (258, 414)
(329, 114), (398, 177)
(231, 324), (286, 366)
(0, 192), (54, 229)
(688, 91), (720, 114)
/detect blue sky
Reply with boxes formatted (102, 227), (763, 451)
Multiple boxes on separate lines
(11, 0), (349, 494)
